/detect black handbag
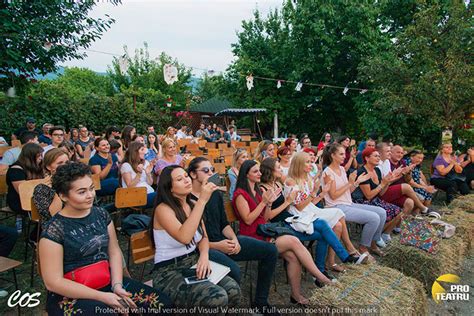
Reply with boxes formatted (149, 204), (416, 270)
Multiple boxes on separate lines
(446, 170), (466, 182)
(257, 222), (296, 238)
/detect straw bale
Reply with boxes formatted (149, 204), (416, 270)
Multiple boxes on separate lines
(309, 264), (426, 316)
(379, 201), (473, 292)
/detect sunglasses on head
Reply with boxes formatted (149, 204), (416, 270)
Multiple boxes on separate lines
(197, 167), (215, 173)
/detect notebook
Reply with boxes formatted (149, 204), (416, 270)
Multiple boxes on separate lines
(191, 260), (230, 284)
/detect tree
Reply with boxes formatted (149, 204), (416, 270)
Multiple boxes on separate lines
(223, 0), (390, 139)
(357, 1), (473, 149)
(0, 0), (120, 92)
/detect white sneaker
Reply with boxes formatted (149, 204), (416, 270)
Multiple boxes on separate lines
(382, 233), (392, 243)
(0, 289), (8, 298)
(376, 238), (387, 248)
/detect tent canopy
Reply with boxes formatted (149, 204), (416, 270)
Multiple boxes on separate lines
(215, 108), (267, 116)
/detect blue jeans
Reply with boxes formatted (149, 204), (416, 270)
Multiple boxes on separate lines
(286, 219), (349, 272)
(209, 235), (278, 306)
(146, 192), (156, 208)
(0, 224), (19, 257)
(97, 177), (119, 196)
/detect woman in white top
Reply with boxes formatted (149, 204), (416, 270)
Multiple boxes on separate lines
(120, 141), (155, 208)
(285, 152), (362, 272)
(150, 165), (240, 307)
(322, 143), (386, 257)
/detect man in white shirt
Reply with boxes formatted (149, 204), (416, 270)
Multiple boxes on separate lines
(0, 131), (38, 173)
(225, 125), (241, 142)
(42, 126), (65, 156)
(176, 125), (188, 140)
(376, 142), (392, 177)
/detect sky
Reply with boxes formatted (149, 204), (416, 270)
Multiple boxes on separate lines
(63, 0), (283, 76)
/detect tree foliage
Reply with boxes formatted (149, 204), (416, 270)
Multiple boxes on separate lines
(357, 1), (473, 149)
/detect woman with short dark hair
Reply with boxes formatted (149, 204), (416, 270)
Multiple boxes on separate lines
(39, 162), (171, 315)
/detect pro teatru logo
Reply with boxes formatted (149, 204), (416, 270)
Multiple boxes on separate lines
(432, 274), (470, 304)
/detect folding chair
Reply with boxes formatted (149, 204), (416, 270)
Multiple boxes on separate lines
(198, 139), (207, 148)
(114, 187), (148, 268)
(130, 230), (155, 282)
(0, 174), (15, 220)
(18, 179), (47, 284)
(213, 163), (226, 176)
(241, 135), (251, 142)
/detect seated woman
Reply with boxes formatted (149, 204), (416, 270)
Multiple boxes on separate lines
(254, 140), (275, 163)
(227, 149), (249, 201)
(121, 141), (156, 208)
(336, 135), (357, 173)
(321, 144), (386, 257)
(233, 160), (348, 305)
(151, 165), (240, 307)
(6, 143), (44, 235)
(39, 162), (171, 315)
(59, 141), (78, 162)
(301, 148), (320, 180)
(285, 152), (364, 271)
(284, 138), (298, 157)
(121, 125), (136, 152)
(351, 148), (410, 246)
(33, 149), (68, 227)
(460, 146), (474, 190)
(88, 138), (119, 197)
(277, 146), (292, 180)
(431, 143), (470, 204)
(260, 158), (367, 278)
(153, 139), (188, 182)
(404, 150), (436, 207)
(145, 132), (161, 161)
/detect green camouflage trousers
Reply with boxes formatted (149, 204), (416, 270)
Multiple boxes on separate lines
(152, 253), (241, 307)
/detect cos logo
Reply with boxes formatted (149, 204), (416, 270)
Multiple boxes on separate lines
(7, 290), (41, 308)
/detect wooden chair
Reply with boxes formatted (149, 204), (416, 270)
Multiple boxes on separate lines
(224, 200), (238, 228)
(187, 143), (199, 151)
(130, 230), (155, 281)
(250, 141), (259, 149)
(224, 155), (233, 167)
(0, 174), (15, 220)
(241, 135), (251, 142)
(198, 139), (207, 148)
(11, 140), (21, 147)
(189, 150), (204, 157)
(0, 146), (12, 158)
(218, 143), (228, 151)
(91, 173), (101, 191)
(208, 149), (220, 161)
(234, 141), (247, 149)
(114, 187), (148, 268)
(213, 163), (226, 176)
(0, 256), (22, 301)
(205, 142), (217, 150)
(177, 139), (191, 148)
(18, 179), (47, 285)
(221, 148), (233, 157)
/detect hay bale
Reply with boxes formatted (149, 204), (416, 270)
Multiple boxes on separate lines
(309, 264), (426, 315)
(379, 195), (473, 291)
(448, 194), (474, 213)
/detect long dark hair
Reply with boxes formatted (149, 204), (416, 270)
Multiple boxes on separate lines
(235, 159), (261, 203)
(322, 143), (344, 167)
(147, 132), (160, 152)
(260, 157), (277, 184)
(121, 125), (135, 150)
(15, 143), (44, 180)
(150, 165), (202, 249)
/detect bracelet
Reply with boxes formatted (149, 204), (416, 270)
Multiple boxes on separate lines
(111, 282), (123, 292)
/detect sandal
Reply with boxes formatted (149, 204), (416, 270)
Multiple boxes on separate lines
(369, 247), (385, 257)
(349, 250), (361, 256)
(328, 263), (347, 273)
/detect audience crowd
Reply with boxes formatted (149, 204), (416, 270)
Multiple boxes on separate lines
(0, 117), (472, 312)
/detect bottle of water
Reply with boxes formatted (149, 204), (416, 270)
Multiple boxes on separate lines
(16, 216), (22, 233)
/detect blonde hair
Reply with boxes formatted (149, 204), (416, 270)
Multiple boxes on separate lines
(232, 149), (248, 168)
(287, 152), (313, 190)
(162, 138), (177, 152)
(254, 140), (273, 162)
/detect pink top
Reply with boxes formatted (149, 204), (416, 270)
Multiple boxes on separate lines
(232, 188), (265, 240)
(322, 166), (352, 207)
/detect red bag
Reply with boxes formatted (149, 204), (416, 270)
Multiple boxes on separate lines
(64, 260), (111, 289)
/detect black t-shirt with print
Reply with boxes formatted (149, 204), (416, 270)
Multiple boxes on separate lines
(40, 206), (112, 273)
